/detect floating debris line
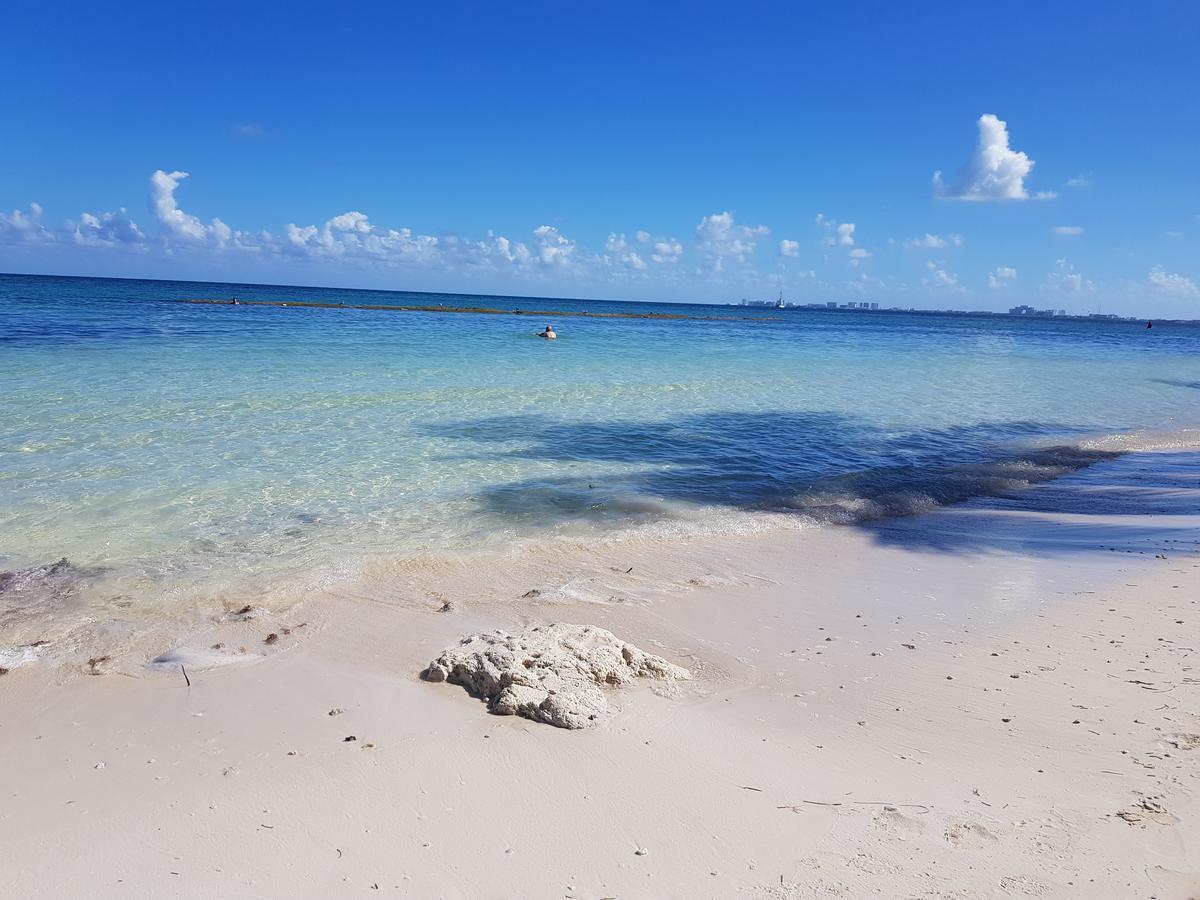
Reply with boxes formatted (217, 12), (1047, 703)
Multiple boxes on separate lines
(177, 298), (779, 323)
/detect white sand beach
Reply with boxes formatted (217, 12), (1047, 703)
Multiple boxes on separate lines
(1, 450), (1197, 899)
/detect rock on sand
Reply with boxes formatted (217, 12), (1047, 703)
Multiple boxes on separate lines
(422, 623), (690, 729)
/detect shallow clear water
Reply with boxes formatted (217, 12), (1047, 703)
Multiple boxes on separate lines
(2, 273), (1199, 627)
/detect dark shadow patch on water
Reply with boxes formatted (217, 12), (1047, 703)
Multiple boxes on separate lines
(1151, 378), (1200, 392)
(416, 412), (1176, 555)
(863, 451), (1200, 556)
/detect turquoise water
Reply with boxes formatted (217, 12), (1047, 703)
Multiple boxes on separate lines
(2, 273), (1200, 636)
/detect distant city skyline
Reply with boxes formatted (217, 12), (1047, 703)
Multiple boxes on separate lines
(1, 2), (1197, 316)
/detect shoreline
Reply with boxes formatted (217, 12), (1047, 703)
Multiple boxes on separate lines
(3, 438), (1198, 678)
(1, 449), (1197, 897)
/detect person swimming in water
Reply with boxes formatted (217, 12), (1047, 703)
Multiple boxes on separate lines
(537, 324), (557, 340)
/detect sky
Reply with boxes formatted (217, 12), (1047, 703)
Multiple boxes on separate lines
(1, 1), (1198, 315)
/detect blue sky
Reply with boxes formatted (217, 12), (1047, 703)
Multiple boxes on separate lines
(2, 1), (1198, 314)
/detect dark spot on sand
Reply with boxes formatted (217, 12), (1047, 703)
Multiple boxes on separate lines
(264, 633), (279, 645)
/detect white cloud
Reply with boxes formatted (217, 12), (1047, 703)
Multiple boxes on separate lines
(71, 208), (146, 246)
(847, 247), (871, 266)
(150, 170), (234, 244)
(817, 214), (856, 247)
(1065, 174), (1091, 189)
(1046, 258), (1093, 294)
(903, 233), (963, 249)
(987, 266), (1018, 288)
(531, 225), (576, 268)
(1, 203), (53, 243)
(695, 211), (768, 271)
(778, 239), (800, 257)
(605, 232), (647, 270)
(933, 114), (1053, 201)
(465, 230), (533, 268)
(634, 230), (684, 264)
(284, 211), (440, 264)
(1148, 267), (1199, 298)
(1052, 225), (1084, 236)
(922, 259), (960, 289)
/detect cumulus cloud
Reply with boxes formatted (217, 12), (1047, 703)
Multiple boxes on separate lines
(150, 170), (234, 244)
(695, 211), (768, 271)
(904, 233), (962, 249)
(634, 230), (684, 264)
(848, 247), (872, 267)
(816, 214), (855, 247)
(70, 208), (146, 246)
(462, 230), (533, 268)
(1046, 258), (1093, 294)
(532, 225), (575, 268)
(284, 211), (439, 264)
(933, 114), (1053, 201)
(1148, 266), (1199, 297)
(988, 266), (1018, 288)
(605, 232), (647, 270)
(0, 203), (52, 243)
(1052, 225), (1084, 236)
(778, 239), (800, 257)
(922, 259), (960, 289)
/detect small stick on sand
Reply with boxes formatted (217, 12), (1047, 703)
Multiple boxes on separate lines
(181, 664), (190, 687)
(852, 801), (931, 813)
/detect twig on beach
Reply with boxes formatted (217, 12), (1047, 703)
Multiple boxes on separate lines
(181, 664), (190, 687)
(740, 572), (779, 584)
(777, 800), (843, 812)
(777, 799), (932, 814)
(739, 785), (763, 792)
(852, 801), (931, 814)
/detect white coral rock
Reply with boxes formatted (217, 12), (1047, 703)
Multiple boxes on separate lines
(423, 623), (690, 729)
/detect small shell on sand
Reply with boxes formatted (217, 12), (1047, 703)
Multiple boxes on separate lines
(423, 623), (690, 729)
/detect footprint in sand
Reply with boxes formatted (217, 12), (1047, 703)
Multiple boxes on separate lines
(944, 820), (1000, 849)
(1016, 813), (1077, 856)
(1168, 732), (1200, 751)
(1117, 796), (1180, 827)
(871, 805), (925, 839)
(998, 873), (1051, 896)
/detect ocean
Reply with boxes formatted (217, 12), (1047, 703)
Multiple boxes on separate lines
(2, 273), (1199, 661)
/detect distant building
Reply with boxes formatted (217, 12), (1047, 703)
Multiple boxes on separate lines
(1008, 304), (1057, 317)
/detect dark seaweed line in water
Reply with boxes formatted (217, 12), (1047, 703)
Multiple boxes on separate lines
(175, 298), (780, 323)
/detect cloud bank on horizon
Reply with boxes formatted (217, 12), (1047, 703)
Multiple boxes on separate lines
(1, 112), (1197, 313)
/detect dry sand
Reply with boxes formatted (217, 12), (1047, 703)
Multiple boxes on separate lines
(1, 451), (1197, 898)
